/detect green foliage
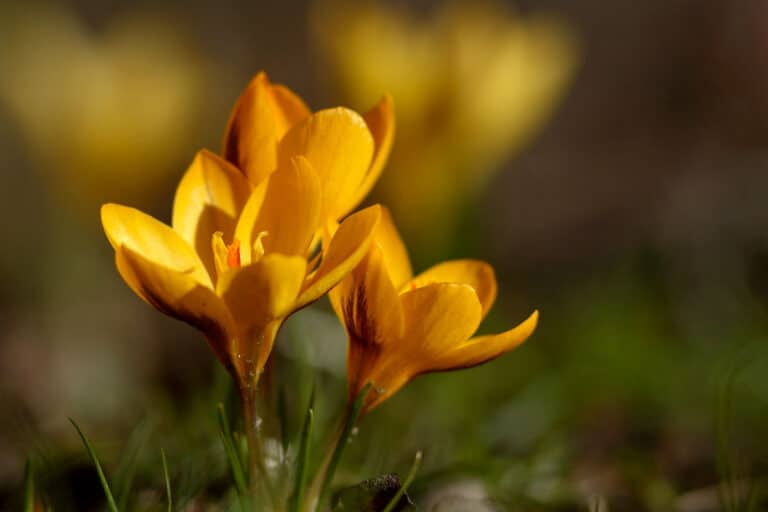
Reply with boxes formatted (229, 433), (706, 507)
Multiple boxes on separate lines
(160, 448), (172, 512)
(23, 457), (35, 512)
(69, 418), (120, 512)
(290, 387), (315, 512)
(216, 403), (249, 505)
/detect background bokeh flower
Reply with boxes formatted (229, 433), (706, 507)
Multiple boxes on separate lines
(0, 4), (207, 213)
(314, 0), (579, 260)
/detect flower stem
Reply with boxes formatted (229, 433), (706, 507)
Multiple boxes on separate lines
(308, 383), (371, 512)
(240, 378), (276, 509)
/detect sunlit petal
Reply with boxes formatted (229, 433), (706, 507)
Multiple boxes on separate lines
(399, 283), (483, 366)
(407, 259), (497, 316)
(348, 94), (395, 208)
(278, 107), (374, 220)
(115, 245), (235, 372)
(101, 203), (211, 288)
(171, 150), (252, 280)
(232, 180), (269, 266)
(374, 206), (412, 289)
(223, 72), (310, 184)
(253, 156), (321, 257)
(432, 310), (538, 371)
(331, 243), (404, 346)
(217, 253), (306, 335)
(297, 204), (381, 309)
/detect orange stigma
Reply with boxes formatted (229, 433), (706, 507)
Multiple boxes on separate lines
(227, 240), (241, 269)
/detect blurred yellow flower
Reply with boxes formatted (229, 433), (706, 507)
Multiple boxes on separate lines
(222, 72), (394, 223)
(329, 208), (538, 412)
(0, 5), (206, 211)
(102, 150), (381, 388)
(315, 1), (579, 254)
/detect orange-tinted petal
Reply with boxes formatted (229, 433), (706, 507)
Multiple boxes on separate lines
(430, 310), (538, 371)
(223, 72), (310, 185)
(348, 94), (395, 208)
(399, 282), (483, 368)
(278, 107), (374, 220)
(115, 245), (236, 373)
(252, 156), (321, 257)
(101, 203), (211, 288)
(374, 206), (412, 289)
(171, 150), (252, 280)
(297, 204), (381, 309)
(217, 253), (306, 337)
(331, 243), (404, 346)
(407, 259), (497, 317)
(232, 180), (269, 266)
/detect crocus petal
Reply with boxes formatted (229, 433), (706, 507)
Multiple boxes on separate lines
(115, 245), (236, 373)
(278, 107), (374, 220)
(232, 181), (269, 266)
(171, 150), (252, 280)
(399, 282), (483, 368)
(223, 72), (310, 185)
(101, 203), (211, 288)
(216, 253), (306, 339)
(431, 310), (539, 371)
(353, 360), (412, 413)
(407, 259), (497, 317)
(331, 243), (404, 346)
(296, 204), (381, 309)
(348, 94), (395, 209)
(374, 206), (412, 289)
(252, 156), (321, 257)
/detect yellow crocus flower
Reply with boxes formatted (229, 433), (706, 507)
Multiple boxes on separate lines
(102, 150), (382, 388)
(100, 71), (393, 389)
(222, 72), (394, 223)
(329, 208), (539, 412)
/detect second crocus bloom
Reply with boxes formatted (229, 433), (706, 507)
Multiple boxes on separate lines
(329, 208), (539, 412)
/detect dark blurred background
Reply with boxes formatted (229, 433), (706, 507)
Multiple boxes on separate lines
(2, 0), (768, 510)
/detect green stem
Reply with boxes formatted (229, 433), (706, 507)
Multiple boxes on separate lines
(240, 381), (276, 509)
(69, 418), (119, 512)
(381, 451), (422, 512)
(311, 383), (371, 512)
(23, 457), (34, 512)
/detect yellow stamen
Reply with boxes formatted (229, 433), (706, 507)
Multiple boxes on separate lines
(212, 231), (230, 277)
(253, 231), (268, 261)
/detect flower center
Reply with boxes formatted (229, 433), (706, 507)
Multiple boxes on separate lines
(407, 278), (428, 291)
(227, 239), (241, 269)
(211, 231), (268, 279)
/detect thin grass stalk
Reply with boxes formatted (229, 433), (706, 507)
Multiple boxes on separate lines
(23, 457), (34, 512)
(160, 448), (172, 512)
(311, 383), (371, 512)
(69, 418), (119, 512)
(381, 451), (422, 512)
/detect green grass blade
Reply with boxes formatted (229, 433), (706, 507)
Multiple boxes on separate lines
(216, 403), (249, 496)
(381, 451), (422, 512)
(160, 448), (172, 512)
(115, 419), (151, 511)
(316, 383), (371, 511)
(23, 456), (34, 512)
(69, 418), (119, 512)
(290, 405), (314, 512)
